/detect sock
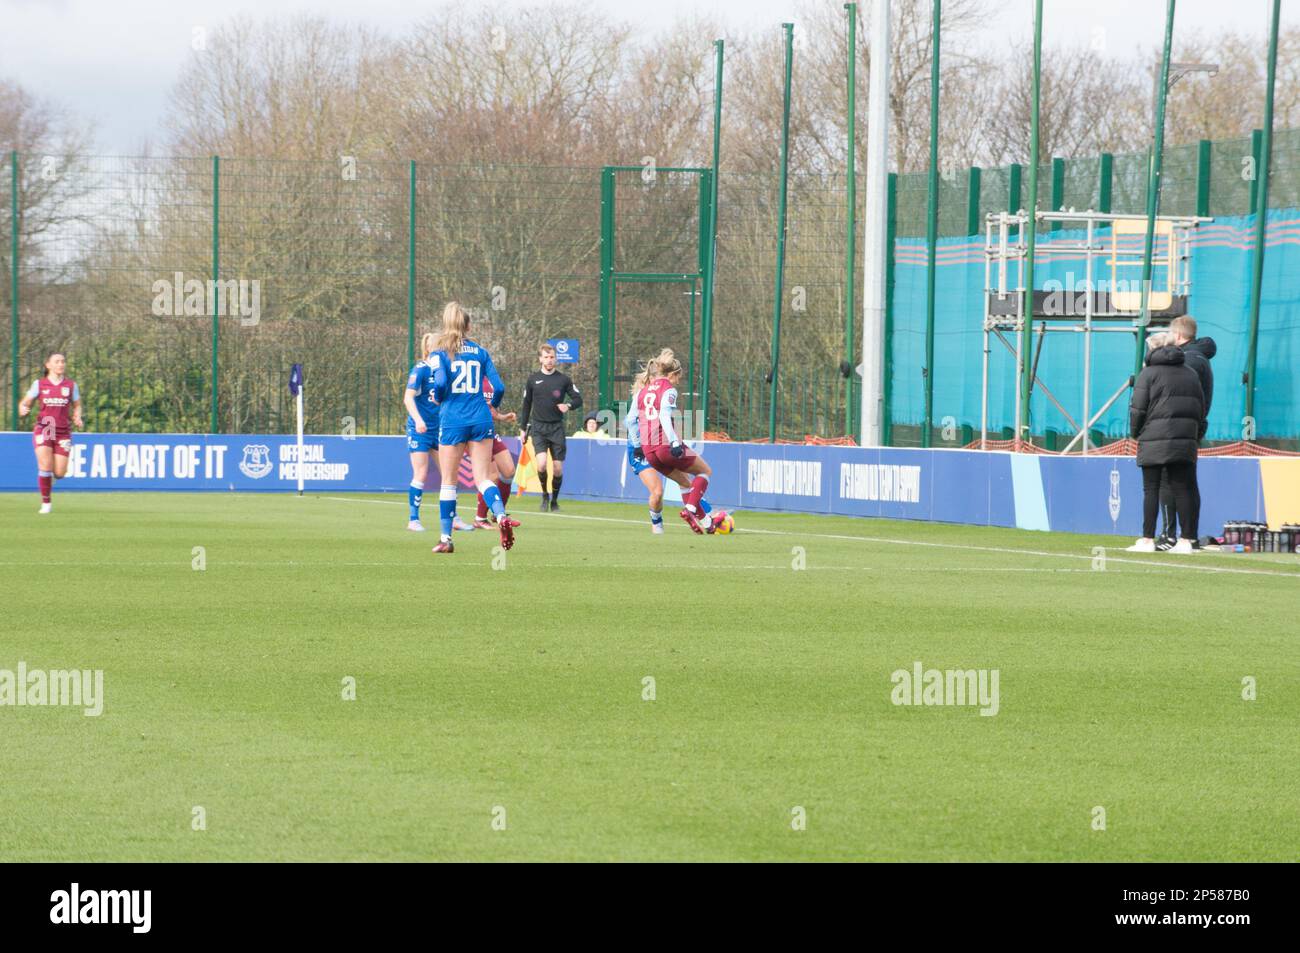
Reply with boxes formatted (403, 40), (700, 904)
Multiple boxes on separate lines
(551, 474), (562, 501)
(476, 492), (488, 520)
(479, 480), (506, 520)
(409, 480), (423, 521)
(685, 475), (709, 513)
(438, 484), (457, 540)
(699, 498), (712, 515)
(649, 508), (663, 526)
(39, 471), (52, 503)
(539, 471), (550, 499)
(497, 479), (512, 506)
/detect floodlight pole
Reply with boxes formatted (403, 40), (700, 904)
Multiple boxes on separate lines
(767, 23), (794, 443)
(1244, 0), (1281, 428)
(921, 0), (940, 448)
(1133, 0), (1177, 378)
(9, 151), (17, 429)
(843, 2), (858, 439)
(860, 0), (890, 447)
(1017, 0), (1043, 447)
(701, 39), (723, 435)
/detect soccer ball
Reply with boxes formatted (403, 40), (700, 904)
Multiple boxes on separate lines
(713, 513), (735, 535)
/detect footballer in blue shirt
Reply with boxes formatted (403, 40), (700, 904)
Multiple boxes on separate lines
(429, 302), (520, 554)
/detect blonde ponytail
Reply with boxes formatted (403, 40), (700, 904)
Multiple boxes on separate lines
(420, 332), (438, 359)
(434, 301), (470, 357)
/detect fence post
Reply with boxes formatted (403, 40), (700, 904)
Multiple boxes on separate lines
(210, 155), (220, 434)
(1050, 156), (1064, 230)
(882, 171), (897, 446)
(1248, 129), (1262, 215)
(1098, 153), (1113, 213)
(598, 166), (614, 410)
(408, 160), (416, 368)
(844, 2), (858, 439)
(9, 151), (17, 430)
(1007, 162), (1022, 235)
(1195, 140), (1211, 216)
(966, 166), (981, 237)
(1245, 0), (1281, 428)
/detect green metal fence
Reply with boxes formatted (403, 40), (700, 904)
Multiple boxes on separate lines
(3, 129), (1299, 443)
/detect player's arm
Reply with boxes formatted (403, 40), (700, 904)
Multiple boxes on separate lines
(71, 383), (83, 429)
(17, 380), (38, 418)
(558, 376), (582, 414)
(625, 405), (644, 458)
(431, 354), (450, 403)
(659, 387), (682, 451)
(518, 378), (533, 434)
(483, 353), (505, 408)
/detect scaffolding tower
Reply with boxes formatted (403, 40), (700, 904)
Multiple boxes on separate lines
(982, 208), (1212, 453)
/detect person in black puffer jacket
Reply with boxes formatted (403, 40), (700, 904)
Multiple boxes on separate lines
(1156, 318), (1216, 546)
(1128, 332), (1205, 554)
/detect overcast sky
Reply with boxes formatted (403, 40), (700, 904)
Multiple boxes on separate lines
(2, 0), (1295, 154)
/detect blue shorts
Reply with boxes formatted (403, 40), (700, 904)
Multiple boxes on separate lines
(627, 443), (652, 476)
(439, 421), (495, 446)
(406, 422), (438, 452)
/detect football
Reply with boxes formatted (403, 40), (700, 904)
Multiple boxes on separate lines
(713, 513), (735, 535)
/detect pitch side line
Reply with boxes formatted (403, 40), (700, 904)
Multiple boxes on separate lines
(317, 497), (1299, 579)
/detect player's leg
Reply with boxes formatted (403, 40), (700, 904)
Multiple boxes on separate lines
(34, 444), (54, 513)
(433, 442), (465, 551)
(678, 455), (712, 514)
(408, 450), (430, 530)
(639, 469), (665, 534)
(493, 442), (515, 515)
(668, 468), (721, 531)
(52, 446), (71, 478)
(533, 438), (551, 509)
(471, 438), (519, 550)
(548, 432), (566, 510)
(476, 457), (497, 526)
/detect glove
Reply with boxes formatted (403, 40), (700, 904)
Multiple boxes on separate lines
(670, 442), (684, 459)
(632, 445), (645, 461)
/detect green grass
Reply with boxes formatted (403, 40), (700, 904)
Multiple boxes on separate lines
(2, 491), (1297, 862)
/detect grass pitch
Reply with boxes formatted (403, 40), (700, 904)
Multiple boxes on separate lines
(2, 491), (1297, 862)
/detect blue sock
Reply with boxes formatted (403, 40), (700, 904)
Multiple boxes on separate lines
(409, 480), (423, 521)
(480, 482), (506, 519)
(650, 509), (663, 525)
(438, 485), (456, 539)
(699, 498), (712, 515)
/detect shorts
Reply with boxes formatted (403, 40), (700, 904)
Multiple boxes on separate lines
(627, 443), (652, 476)
(529, 421), (567, 461)
(645, 444), (698, 476)
(440, 421), (496, 446)
(34, 428), (73, 457)
(492, 436), (509, 458)
(405, 421), (438, 453)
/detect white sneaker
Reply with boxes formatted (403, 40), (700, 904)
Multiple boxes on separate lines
(651, 522), (664, 535)
(1171, 538), (1195, 555)
(453, 516), (475, 532)
(1125, 538), (1155, 553)
(407, 520), (425, 532)
(38, 502), (52, 515)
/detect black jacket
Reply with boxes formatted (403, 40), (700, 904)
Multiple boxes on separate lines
(1180, 337), (1216, 423)
(1130, 345), (1205, 466)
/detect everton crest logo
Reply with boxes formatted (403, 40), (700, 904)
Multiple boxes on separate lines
(239, 444), (274, 479)
(1108, 467), (1122, 523)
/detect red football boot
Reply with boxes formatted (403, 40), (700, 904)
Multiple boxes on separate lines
(680, 507), (703, 534)
(705, 510), (728, 534)
(498, 515), (520, 550)
(432, 540), (455, 554)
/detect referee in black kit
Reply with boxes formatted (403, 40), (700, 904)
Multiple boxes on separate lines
(519, 342), (582, 511)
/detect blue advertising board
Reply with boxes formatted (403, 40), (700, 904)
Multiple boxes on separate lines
(547, 338), (579, 363)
